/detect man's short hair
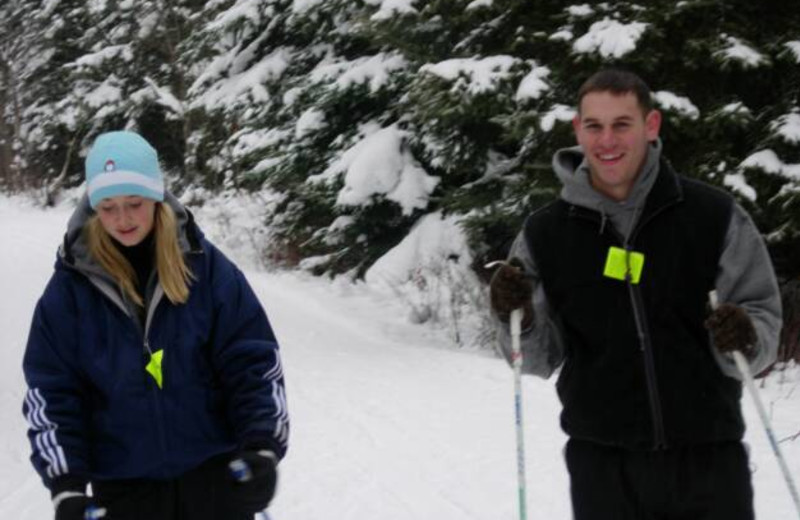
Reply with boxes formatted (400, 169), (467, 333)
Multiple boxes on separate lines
(577, 69), (654, 115)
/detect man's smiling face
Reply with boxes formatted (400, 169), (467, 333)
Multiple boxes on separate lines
(573, 91), (661, 201)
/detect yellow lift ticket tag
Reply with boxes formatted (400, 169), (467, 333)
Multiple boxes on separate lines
(603, 246), (645, 284)
(146, 349), (164, 389)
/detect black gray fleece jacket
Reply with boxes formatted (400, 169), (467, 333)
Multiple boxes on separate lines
(496, 140), (782, 382)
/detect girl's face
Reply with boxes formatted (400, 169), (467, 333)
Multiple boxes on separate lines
(96, 196), (156, 246)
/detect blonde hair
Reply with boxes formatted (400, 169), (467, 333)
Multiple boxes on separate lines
(86, 202), (193, 307)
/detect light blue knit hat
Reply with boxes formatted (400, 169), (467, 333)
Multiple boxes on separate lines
(85, 131), (164, 208)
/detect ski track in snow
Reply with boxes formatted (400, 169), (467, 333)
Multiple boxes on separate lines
(1, 197), (798, 519)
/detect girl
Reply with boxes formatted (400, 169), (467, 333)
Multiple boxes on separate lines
(22, 131), (289, 520)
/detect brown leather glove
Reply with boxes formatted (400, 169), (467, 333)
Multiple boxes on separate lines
(489, 258), (534, 329)
(704, 303), (757, 355)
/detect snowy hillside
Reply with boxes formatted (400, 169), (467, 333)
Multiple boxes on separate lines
(0, 196), (798, 519)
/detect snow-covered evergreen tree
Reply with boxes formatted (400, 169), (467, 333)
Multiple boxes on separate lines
(2, 0), (799, 290)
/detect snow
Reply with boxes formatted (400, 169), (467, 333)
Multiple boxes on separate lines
(723, 172), (757, 202)
(466, 0), (493, 10)
(565, 4), (594, 17)
(715, 35), (767, 68)
(515, 65), (550, 102)
(309, 53), (407, 93)
(740, 150), (784, 175)
(292, 0), (325, 13)
(771, 112), (800, 145)
(83, 79), (123, 109)
(206, 0), (263, 31)
(653, 91), (700, 120)
(310, 124), (440, 215)
(786, 42), (800, 63)
(144, 77), (185, 117)
(420, 56), (519, 95)
(1, 192), (800, 518)
(72, 45), (133, 69)
(138, 10), (160, 39)
(86, 0), (107, 14)
(364, 211), (488, 342)
(549, 30), (573, 42)
(294, 108), (326, 139)
(365, 211), (470, 288)
(364, 0), (418, 21)
(192, 48), (292, 111)
(230, 128), (291, 160)
(740, 149), (800, 183)
(720, 101), (751, 116)
(572, 18), (648, 58)
(540, 104), (576, 132)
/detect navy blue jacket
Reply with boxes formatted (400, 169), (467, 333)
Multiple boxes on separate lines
(22, 195), (289, 488)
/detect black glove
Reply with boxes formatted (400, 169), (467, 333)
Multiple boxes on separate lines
(489, 258), (534, 328)
(54, 494), (106, 520)
(52, 475), (105, 520)
(705, 303), (757, 355)
(228, 449), (278, 514)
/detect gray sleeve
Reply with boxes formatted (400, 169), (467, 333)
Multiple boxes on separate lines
(492, 230), (565, 378)
(711, 202), (783, 379)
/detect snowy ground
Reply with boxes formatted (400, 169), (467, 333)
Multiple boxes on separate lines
(1, 195), (798, 519)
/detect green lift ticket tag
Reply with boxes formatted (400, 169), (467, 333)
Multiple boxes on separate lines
(603, 246), (645, 284)
(146, 349), (164, 389)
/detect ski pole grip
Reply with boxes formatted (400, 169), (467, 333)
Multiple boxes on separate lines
(708, 290), (719, 310)
(84, 505), (107, 520)
(229, 458), (253, 482)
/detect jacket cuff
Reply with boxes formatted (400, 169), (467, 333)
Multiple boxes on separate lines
(50, 475), (88, 498)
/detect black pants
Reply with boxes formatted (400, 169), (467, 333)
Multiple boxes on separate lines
(565, 439), (754, 520)
(92, 453), (254, 520)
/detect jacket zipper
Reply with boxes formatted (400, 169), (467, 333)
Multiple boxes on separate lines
(627, 279), (666, 449)
(144, 285), (169, 458)
(624, 202), (680, 450)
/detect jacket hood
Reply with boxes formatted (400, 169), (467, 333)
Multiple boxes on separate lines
(552, 138), (663, 241)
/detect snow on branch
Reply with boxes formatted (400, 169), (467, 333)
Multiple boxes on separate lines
(723, 172), (757, 202)
(566, 4), (594, 18)
(785, 42), (800, 63)
(71, 45), (133, 69)
(309, 53), (407, 93)
(190, 48), (292, 111)
(653, 91), (699, 120)
(714, 35), (768, 68)
(364, 0), (418, 21)
(466, 0), (493, 10)
(515, 65), (551, 102)
(540, 104), (576, 132)
(420, 55), (519, 96)
(740, 149), (800, 184)
(771, 111), (800, 145)
(572, 18), (648, 58)
(144, 77), (184, 118)
(309, 124), (440, 215)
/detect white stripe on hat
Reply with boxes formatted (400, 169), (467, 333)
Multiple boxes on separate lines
(87, 170), (164, 197)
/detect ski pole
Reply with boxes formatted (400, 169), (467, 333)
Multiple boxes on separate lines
(709, 291), (800, 518)
(510, 308), (528, 520)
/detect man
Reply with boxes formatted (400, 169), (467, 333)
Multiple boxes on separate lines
(490, 69), (782, 519)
